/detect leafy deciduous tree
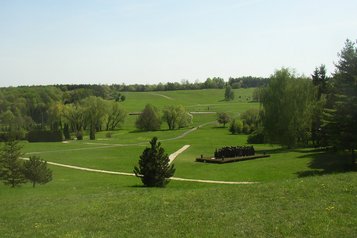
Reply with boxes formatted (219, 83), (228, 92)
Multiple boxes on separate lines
(135, 104), (161, 131)
(229, 119), (243, 134)
(82, 96), (108, 140)
(217, 112), (231, 127)
(224, 85), (234, 101)
(240, 108), (261, 133)
(261, 68), (316, 148)
(162, 105), (192, 130)
(106, 101), (126, 131)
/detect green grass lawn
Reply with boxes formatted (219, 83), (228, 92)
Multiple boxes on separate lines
(1, 88), (356, 237)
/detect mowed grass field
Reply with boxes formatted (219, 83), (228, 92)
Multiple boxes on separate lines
(1, 89), (356, 237)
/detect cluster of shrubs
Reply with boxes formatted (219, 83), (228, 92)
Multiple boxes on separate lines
(27, 130), (63, 142)
(214, 146), (255, 159)
(247, 129), (265, 144)
(0, 130), (26, 142)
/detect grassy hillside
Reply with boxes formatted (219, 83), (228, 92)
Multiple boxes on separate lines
(0, 88), (356, 237)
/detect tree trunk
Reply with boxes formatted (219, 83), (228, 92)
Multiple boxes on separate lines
(33, 182), (36, 188)
(90, 124), (96, 140)
(352, 149), (356, 167)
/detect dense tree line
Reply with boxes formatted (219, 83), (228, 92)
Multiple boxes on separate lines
(0, 87), (127, 141)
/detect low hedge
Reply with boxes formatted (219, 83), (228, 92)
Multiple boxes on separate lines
(27, 130), (63, 142)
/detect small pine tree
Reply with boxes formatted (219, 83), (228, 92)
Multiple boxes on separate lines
(0, 140), (27, 187)
(22, 156), (52, 188)
(134, 137), (175, 187)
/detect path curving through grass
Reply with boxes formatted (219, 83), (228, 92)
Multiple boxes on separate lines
(21, 143), (257, 185)
(21, 158), (256, 185)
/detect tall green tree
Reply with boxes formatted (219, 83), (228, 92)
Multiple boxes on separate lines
(229, 119), (243, 134)
(0, 140), (27, 187)
(217, 112), (231, 127)
(62, 103), (86, 140)
(22, 156), (52, 188)
(261, 68), (316, 148)
(323, 39), (357, 166)
(82, 96), (108, 140)
(135, 104), (161, 131)
(162, 105), (192, 130)
(240, 108), (261, 133)
(133, 137), (175, 187)
(105, 101), (126, 131)
(311, 65), (329, 147)
(224, 85), (234, 101)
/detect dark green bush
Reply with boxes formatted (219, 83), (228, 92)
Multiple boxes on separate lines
(27, 130), (63, 142)
(247, 130), (265, 144)
(0, 130), (26, 142)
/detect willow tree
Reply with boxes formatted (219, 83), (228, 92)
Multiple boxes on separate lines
(82, 96), (108, 140)
(261, 68), (316, 148)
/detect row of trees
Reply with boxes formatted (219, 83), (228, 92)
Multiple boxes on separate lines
(48, 96), (127, 140)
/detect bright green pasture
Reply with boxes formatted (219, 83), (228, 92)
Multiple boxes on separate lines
(1, 88), (356, 237)
(0, 166), (356, 237)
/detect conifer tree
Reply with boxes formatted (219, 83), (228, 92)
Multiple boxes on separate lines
(22, 156), (52, 188)
(323, 39), (357, 166)
(134, 137), (175, 187)
(0, 140), (27, 187)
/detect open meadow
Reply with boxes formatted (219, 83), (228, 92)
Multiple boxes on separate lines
(1, 89), (356, 237)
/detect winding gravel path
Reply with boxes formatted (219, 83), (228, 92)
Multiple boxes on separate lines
(22, 121), (257, 185)
(21, 157), (256, 185)
(168, 145), (190, 164)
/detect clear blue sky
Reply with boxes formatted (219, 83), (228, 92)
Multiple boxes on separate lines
(0, 0), (356, 87)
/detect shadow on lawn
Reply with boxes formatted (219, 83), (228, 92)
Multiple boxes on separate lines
(129, 129), (171, 134)
(255, 147), (289, 155)
(296, 150), (356, 178)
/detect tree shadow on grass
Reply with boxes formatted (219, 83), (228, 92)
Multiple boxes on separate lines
(255, 147), (289, 155)
(129, 129), (171, 134)
(296, 150), (356, 178)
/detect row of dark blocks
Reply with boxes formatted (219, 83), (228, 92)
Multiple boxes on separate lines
(214, 146), (255, 159)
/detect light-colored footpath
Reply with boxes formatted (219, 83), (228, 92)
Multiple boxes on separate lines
(23, 121), (257, 185)
(21, 145), (256, 185)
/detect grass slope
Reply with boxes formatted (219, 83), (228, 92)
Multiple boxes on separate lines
(1, 88), (356, 237)
(0, 169), (356, 237)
